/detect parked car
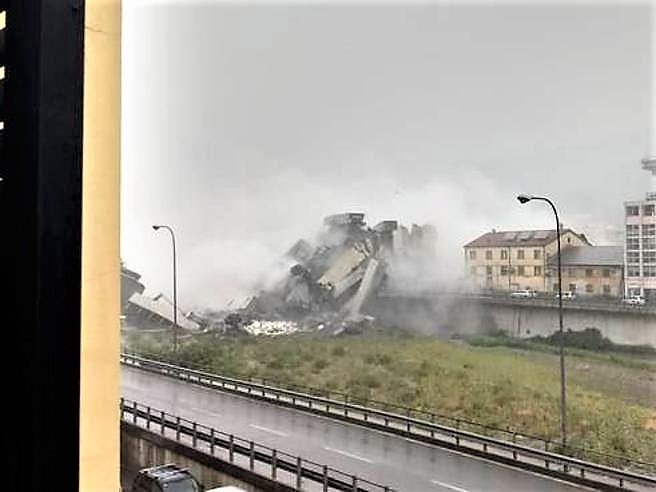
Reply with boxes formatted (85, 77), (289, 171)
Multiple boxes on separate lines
(622, 295), (646, 306)
(510, 289), (537, 299)
(554, 291), (576, 300)
(131, 464), (203, 492)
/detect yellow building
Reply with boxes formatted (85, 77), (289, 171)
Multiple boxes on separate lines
(463, 229), (590, 292)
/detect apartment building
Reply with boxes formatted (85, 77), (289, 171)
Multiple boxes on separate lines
(463, 229), (590, 292)
(546, 246), (623, 297)
(624, 158), (656, 300)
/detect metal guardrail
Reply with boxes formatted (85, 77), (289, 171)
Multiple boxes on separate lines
(121, 398), (395, 492)
(378, 290), (656, 315)
(121, 353), (656, 490)
(124, 349), (654, 473)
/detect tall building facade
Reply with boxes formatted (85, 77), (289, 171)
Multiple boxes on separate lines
(623, 157), (656, 299)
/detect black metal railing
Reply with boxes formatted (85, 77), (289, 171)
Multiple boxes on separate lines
(121, 398), (394, 492)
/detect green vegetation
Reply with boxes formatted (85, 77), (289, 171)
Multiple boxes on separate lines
(466, 328), (656, 371)
(124, 330), (656, 468)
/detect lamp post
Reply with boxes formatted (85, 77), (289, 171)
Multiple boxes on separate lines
(153, 224), (178, 352)
(517, 194), (567, 449)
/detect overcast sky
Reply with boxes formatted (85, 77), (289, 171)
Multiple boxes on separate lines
(121, 1), (653, 310)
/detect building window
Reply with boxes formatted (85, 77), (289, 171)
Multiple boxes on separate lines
(644, 251), (656, 263)
(627, 266), (641, 277)
(643, 204), (655, 216)
(500, 250), (508, 260)
(569, 283), (576, 292)
(500, 266), (508, 275)
(585, 269), (594, 277)
(585, 284), (594, 293)
(643, 224), (656, 236)
(485, 250), (493, 260)
(568, 268), (576, 276)
(643, 237), (656, 250)
(469, 250), (476, 260)
(627, 251), (640, 263)
(627, 238), (640, 250)
(603, 285), (611, 295)
(517, 249), (525, 260)
(644, 265), (656, 277)
(534, 266), (542, 276)
(470, 266), (476, 275)
(626, 224), (640, 236)
(553, 283), (558, 292)
(533, 249), (541, 259)
(626, 205), (640, 216)
(486, 266), (493, 276)
(517, 266), (525, 276)
(602, 269), (610, 277)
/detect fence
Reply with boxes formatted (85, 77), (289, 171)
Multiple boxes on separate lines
(121, 398), (395, 492)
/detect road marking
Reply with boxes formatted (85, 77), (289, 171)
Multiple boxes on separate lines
(189, 405), (221, 417)
(430, 479), (470, 492)
(323, 446), (373, 463)
(249, 424), (288, 437)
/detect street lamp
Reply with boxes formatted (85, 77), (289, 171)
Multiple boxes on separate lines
(153, 224), (178, 352)
(517, 194), (567, 449)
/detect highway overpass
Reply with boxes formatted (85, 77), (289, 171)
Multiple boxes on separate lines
(369, 292), (656, 347)
(123, 363), (647, 492)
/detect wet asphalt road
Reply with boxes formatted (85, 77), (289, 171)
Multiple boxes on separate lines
(122, 366), (589, 492)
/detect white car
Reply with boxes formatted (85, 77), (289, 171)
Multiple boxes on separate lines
(510, 289), (537, 299)
(555, 291), (576, 300)
(622, 296), (646, 306)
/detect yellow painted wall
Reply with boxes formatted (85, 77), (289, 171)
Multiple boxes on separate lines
(80, 0), (121, 490)
(553, 267), (623, 296)
(463, 231), (589, 292)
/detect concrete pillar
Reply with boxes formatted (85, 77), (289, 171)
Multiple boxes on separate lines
(79, 0), (122, 490)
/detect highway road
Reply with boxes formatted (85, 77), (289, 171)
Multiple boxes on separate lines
(122, 366), (591, 492)
(377, 290), (656, 316)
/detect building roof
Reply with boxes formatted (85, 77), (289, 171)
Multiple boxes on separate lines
(547, 246), (623, 267)
(127, 293), (200, 330)
(464, 229), (589, 248)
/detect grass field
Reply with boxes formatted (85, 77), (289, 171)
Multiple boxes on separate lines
(124, 329), (656, 468)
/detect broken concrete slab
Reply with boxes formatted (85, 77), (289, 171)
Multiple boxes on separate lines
(344, 258), (385, 320)
(218, 212), (438, 336)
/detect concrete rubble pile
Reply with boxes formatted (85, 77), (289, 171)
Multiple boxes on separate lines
(221, 213), (437, 336)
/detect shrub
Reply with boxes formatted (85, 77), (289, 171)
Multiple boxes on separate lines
(360, 371), (383, 389)
(364, 352), (393, 366)
(332, 345), (346, 357)
(312, 358), (329, 372)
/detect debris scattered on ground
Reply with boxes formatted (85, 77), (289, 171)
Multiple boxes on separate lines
(243, 320), (300, 337)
